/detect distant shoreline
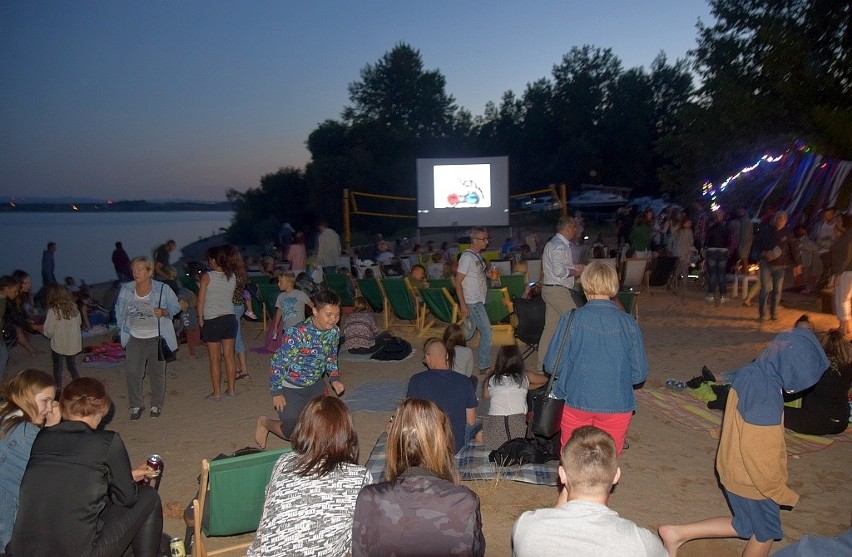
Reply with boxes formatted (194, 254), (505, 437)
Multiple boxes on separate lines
(1, 201), (232, 212)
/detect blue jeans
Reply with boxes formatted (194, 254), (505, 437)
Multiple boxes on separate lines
(467, 302), (492, 370)
(758, 263), (786, 319)
(234, 303), (246, 354)
(706, 248), (729, 295)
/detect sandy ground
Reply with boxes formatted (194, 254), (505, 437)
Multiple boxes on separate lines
(7, 283), (850, 557)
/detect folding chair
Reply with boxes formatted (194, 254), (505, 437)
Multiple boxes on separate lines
(525, 259), (542, 282)
(192, 448), (290, 557)
(418, 287), (460, 337)
(256, 284), (281, 325)
(499, 275), (527, 300)
(508, 295), (545, 360)
(323, 273), (355, 307)
(356, 278), (388, 328)
(646, 255), (679, 296)
(380, 278), (418, 327)
(485, 287), (515, 345)
(427, 278), (455, 297)
(620, 259), (647, 321)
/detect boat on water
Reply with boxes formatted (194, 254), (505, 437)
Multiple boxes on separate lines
(568, 190), (628, 210)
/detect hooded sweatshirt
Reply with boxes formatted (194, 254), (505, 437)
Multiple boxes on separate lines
(716, 327), (828, 506)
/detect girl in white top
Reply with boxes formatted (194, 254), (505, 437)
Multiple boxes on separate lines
(483, 345), (548, 416)
(43, 283), (82, 390)
(197, 245), (239, 400)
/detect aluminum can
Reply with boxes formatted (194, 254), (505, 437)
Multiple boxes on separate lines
(169, 537), (186, 557)
(145, 454), (163, 490)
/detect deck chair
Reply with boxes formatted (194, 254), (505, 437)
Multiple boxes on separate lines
(525, 259), (542, 282)
(356, 278), (388, 328)
(191, 448), (290, 557)
(485, 287), (514, 345)
(621, 258), (648, 292)
(617, 291), (639, 320)
(418, 287), (459, 337)
(427, 278), (455, 296)
(323, 273), (355, 307)
(499, 274), (527, 300)
(508, 295), (545, 359)
(380, 278), (418, 327)
(242, 294), (267, 338)
(256, 284), (281, 324)
(646, 256), (679, 295)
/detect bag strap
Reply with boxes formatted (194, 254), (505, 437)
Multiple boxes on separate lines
(157, 285), (164, 337)
(503, 415), (511, 440)
(542, 309), (575, 397)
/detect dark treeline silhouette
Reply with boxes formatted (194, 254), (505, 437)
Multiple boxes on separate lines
(227, 0), (850, 245)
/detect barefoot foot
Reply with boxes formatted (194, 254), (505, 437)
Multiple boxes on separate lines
(658, 525), (682, 557)
(255, 417), (269, 449)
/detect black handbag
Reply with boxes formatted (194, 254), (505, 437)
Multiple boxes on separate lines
(529, 309), (575, 437)
(156, 286), (177, 363)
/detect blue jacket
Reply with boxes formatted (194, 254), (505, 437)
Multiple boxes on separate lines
(545, 300), (648, 413)
(115, 280), (181, 350)
(0, 420), (39, 548)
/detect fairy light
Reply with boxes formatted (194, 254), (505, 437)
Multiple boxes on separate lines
(702, 153), (784, 200)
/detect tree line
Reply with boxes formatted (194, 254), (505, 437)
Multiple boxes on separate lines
(227, 0), (850, 245)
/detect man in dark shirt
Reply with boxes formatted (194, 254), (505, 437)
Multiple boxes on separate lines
(112, 241), (132, 282)
(407, 338), (479, 454)
(153, 239), (176, 280)
(40, 242), (57, 286)
(756, 211), (801, 321)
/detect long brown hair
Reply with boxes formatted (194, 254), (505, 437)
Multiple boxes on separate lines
(386, 398), (459, 484)
(0, 369), (54, 438)
(46, 283), (79, 320)
(288, 396), (359, 477)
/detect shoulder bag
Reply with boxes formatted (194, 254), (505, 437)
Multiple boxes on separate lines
(529, 309), (575, 437)
(157, 285), (177, 363)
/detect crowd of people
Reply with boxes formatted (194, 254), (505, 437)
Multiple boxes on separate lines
(0, 207), (850, 556)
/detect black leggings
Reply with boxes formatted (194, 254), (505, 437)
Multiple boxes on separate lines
(51, 350), (79, 389)
(90, 486), (163, 557)
(784, 407), (849, 436)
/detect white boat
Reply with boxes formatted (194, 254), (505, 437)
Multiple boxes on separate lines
(568, 190), (628, 209)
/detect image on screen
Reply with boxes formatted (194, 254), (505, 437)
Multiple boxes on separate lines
(433, 164), (491, 208)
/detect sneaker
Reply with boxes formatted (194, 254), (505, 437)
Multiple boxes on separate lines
(150, 407), (161, 418)
(705, 295), (715, 303)
(130, 407), (143, 421)
(719, 296), (729, 304)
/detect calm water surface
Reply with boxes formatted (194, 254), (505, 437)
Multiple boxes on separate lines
(0, 211), (233, 285)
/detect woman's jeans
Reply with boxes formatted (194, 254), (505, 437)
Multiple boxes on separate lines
(51, 350), (79, 389)
(90, 486), (163, 557)
(706, 248), (729, 296)
(234, 303), (246, 354)
(758, 262), (787, 319)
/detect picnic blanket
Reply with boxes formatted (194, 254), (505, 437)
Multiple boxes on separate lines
(343, 381), (407, 413)
(81, 341), (125, 368)
(365, 432), (559, 486)
(635, 387), (852, 456)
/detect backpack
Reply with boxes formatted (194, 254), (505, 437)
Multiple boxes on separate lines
(488, 435), (559, 466)
(370, 336), (412, 361)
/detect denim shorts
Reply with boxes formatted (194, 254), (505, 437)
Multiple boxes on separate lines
(726, 490), (783, 542)
(201, 314), (237, 342)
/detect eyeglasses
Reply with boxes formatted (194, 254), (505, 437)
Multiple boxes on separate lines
(473, 236), (490, 242)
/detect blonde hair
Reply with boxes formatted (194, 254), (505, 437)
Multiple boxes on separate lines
(0, 369), (54, 438)
(580, 260), (619, 297)
(46, 283), (79, 320)
(513, 260), (528, 275)
(163, 265), (178, 280)
(131, 256), (154, 273)
(822, 330), (852, 373)
(352, 296), (370, 312)
(561, 426), (617, 495)
(386, 398), (459, 484)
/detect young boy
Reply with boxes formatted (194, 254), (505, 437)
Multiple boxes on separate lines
(512, 426), (666, 556)
(271, 272), (314, 341)
(659, 325), (829, 556)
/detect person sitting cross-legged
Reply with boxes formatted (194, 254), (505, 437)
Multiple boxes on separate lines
(512, 426), (667, 557)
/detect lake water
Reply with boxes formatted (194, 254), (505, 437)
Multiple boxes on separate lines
(0, 211), (233, 285)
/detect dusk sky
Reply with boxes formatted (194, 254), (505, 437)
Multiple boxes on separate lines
(1, 1), (713, 201)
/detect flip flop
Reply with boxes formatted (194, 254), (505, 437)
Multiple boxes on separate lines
(224, 390), (238, 397)
(203, 394), (221, 403)
(235, 372), (250, 381)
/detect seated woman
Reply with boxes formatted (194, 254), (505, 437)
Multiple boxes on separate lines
(480, 345), (548, 450)
(7, 377), (163, 557)
(0, 369), (59, 549)
(248, 396), (371, 556)
(784, 329), (852, 435)
(444, 323), (473, 378)
(408, 264), (430, 289)
(352, 398), (485, 557)
(341, 297), (388, 355)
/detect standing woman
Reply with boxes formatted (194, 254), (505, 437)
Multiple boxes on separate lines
(544, 260), (648, 455)
(8, 271), (42, 358)
(351, 398), (485, 557)
(115, 256), (181, 420)
(227, 246), (251, 381)
(0, 369), (59, 549)
(198, 245), (238, 400)
(8, 377), (163, 557)
(287, 231), (308, 273)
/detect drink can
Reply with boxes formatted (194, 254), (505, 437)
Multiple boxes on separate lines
(146, 454), (164, 490)
(169, 537), (186, 557)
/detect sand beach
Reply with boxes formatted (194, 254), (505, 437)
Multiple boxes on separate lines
(5, 281), (850, 557)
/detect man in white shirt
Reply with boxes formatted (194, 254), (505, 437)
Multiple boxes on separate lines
(512, 426), (667, 557)
(316, 219), (343, 273)
(814, 207), (838, 288)
(539, 216), (584, 371)
(455, 227), (491, 373)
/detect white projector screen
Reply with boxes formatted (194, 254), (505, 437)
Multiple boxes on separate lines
(416, 156), (509, 227)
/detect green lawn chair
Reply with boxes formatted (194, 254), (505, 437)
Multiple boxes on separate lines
(617, 290), (639, 320)
(257, 284), (281, 323)
(427, 278), (455, 297)
(380, 278), (418, 327)
(324, 273), (355, 307)
(499, 274), (527, 300)
(192, 448), (291, 556)
(485, 287), (513, 324)
(418, 287), (459, 337)
(357, 278), (388, 328)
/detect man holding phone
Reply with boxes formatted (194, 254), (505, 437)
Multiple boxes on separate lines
(539, 216), (584, 371)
